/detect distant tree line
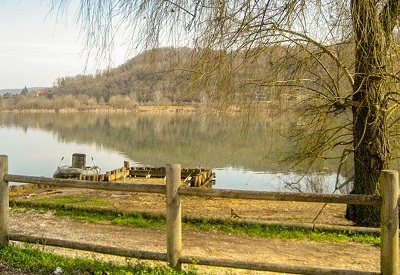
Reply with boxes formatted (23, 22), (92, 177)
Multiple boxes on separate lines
(1, 46), (345, 113)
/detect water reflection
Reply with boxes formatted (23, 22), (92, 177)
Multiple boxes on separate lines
(215, 167), (348, 193)
(0, 126), (135, 179)
(0, 112), (349, 192)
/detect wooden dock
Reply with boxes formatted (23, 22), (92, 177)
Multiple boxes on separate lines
(80, 161), (215, 188)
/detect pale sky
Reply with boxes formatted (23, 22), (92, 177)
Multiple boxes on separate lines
(0, 0), (128, 89)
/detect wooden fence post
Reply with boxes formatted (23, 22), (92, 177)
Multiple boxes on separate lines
(166, 164), (182, 270)
(380, 170), (398, 275)
(0, 156), (9, 246)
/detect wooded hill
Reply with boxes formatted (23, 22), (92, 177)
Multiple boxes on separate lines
(1, 45), (353, 112)
(51, 45), (352, 103)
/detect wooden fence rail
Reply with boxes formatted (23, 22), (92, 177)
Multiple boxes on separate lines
(0, 155), (398, 274)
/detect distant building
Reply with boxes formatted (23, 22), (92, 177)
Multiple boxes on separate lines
(35, 89), (47, 97)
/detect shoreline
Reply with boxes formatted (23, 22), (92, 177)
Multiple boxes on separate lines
(1, 105), (199, 114)
(0, 102), (279, 115)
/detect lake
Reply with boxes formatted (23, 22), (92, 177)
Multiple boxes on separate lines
(0, 111), (349, 193)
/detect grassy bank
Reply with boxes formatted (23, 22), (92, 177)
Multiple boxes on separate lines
(10, 201), (380, 245)
(0, 244), (196, 275)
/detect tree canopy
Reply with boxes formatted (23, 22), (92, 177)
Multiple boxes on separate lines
(52, 0), (400, 226)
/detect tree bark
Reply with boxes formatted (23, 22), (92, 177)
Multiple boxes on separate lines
(348, 0), (392, 227)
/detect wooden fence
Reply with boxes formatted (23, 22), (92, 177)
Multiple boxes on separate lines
(0, 155), (398, 274)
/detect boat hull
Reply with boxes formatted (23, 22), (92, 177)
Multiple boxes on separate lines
(53, 166), (101, 179)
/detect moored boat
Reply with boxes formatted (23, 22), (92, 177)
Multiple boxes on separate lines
(53, 153), (100, 179)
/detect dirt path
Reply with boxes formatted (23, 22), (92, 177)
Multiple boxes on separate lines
(9, 208), (382, 274)
(7, 186), (392, 274)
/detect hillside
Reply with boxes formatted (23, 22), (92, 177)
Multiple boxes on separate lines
(1, 45), (354, 112)
(48, 45), (353, 104)
(48, 46), (261, 105)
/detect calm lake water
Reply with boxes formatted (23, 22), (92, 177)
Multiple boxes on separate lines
(0, 112), (348, 193)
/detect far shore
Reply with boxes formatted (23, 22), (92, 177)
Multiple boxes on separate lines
(1, 105), (199, 114)
(1, 102), (278, 115)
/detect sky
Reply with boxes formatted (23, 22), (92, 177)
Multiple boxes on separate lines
(0, 0), (128, 90)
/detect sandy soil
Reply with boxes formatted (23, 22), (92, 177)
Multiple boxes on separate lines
(7, 185), (392, 274)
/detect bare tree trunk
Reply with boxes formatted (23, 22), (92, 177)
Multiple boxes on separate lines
(347, 0), (391, 227)
(350, 105), (388, 226)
